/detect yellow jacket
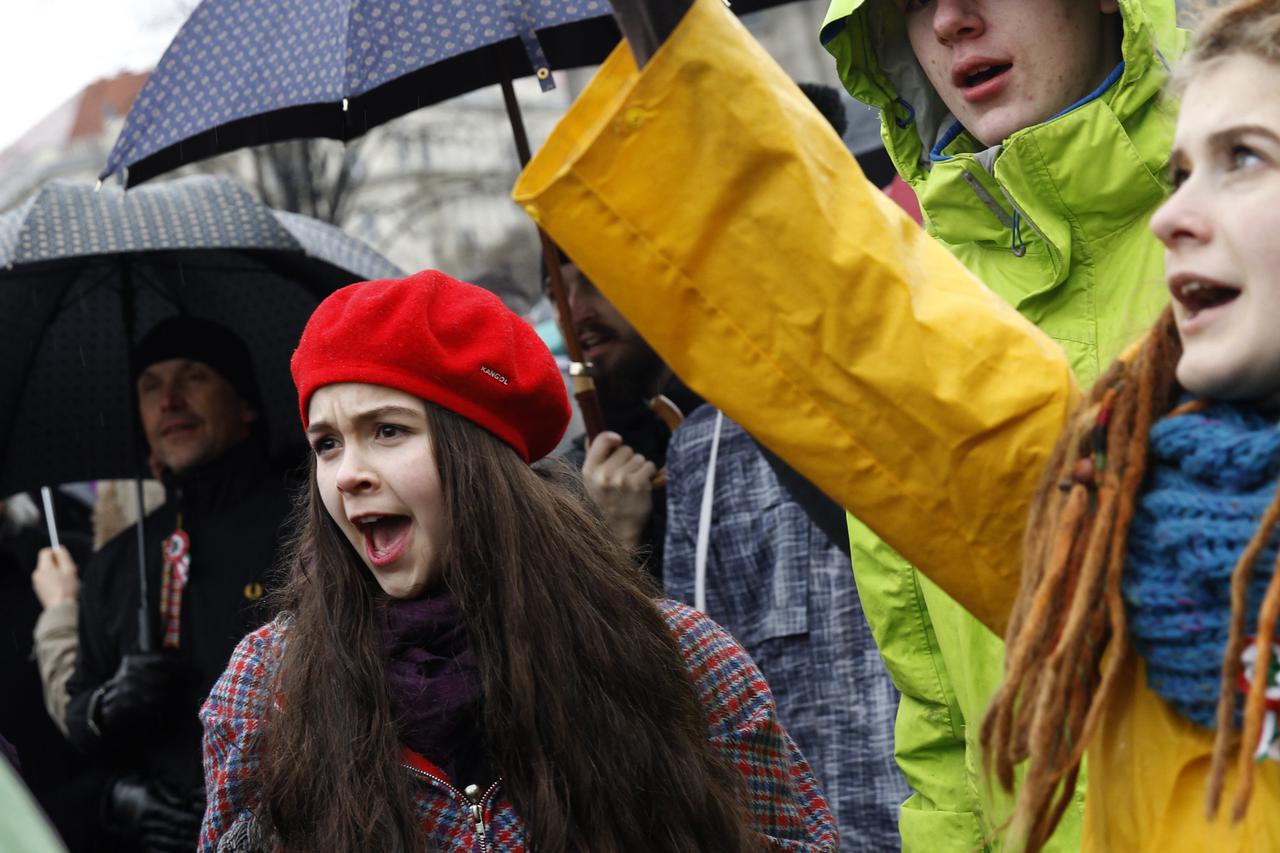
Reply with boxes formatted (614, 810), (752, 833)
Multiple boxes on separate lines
(513, 0), (1280, 848)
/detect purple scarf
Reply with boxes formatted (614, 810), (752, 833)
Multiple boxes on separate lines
(377, 591), (485, 784)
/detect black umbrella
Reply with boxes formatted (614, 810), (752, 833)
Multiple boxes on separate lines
(0, 174), (401, 646)
(99, 0), (804, 441)
(0, 174), (401, 495)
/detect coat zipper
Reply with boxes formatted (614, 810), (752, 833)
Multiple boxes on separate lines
(959, 169), (1061, 273)
(464, 783), (497, 849)
(401, 763), (499, 852)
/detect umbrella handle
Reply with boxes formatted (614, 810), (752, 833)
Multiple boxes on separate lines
(40, 487), (61, 549)
(607, 0), (693, 68)
(133, 474), (154, 653)
(499, 71), (607, 441)
(119, 259), (155, 653)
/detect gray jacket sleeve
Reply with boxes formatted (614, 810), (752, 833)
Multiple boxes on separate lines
(32, 602), (79, 737)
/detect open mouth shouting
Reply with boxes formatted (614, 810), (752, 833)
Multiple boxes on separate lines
(952, 58), (1013, 104)
(352, 513), (413, 568)
(1169, 273), (1242, 331)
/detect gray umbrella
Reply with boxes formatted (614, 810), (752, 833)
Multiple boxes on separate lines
(0, 174), (401, 496)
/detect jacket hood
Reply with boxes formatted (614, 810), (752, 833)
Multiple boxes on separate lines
(820, 0), (1186, 184)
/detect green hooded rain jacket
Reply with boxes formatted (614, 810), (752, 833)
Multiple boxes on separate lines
(819, 1), (1185, 849)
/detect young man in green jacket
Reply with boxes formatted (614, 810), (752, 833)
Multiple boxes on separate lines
(819, 0), (1184, 848)
(516, 0), (1184, 847)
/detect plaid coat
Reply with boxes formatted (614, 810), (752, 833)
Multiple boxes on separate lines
(200, 599), (838, 851)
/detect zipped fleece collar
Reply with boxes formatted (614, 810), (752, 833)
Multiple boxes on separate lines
(820, 0), (1187, 295)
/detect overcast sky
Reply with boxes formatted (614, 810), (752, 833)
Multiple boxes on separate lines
(0, 0), (183, 151)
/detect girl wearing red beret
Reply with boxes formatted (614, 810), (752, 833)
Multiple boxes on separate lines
(198, 270), (837, 852)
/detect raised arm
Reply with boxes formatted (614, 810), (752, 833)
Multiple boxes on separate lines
(514, 0), (1078, 634)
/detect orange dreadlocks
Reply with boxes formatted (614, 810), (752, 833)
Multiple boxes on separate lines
(977, 3), (1280, 845)
(981, 305), (1280, 849)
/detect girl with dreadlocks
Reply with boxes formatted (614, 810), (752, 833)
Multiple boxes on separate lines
(508, 0), (1280, 849)
(978, 2), (1280, 849)
(197, 270), (836, 852)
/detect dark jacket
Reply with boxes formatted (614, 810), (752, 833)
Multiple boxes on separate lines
(64, 437), (293, 790)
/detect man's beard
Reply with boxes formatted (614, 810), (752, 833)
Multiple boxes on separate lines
(593, 340), (667, 422)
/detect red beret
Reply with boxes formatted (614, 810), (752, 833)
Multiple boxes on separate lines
(291, 270), (570, 462)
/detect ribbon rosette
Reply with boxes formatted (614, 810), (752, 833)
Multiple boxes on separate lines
(1238, 635), (1280, 761)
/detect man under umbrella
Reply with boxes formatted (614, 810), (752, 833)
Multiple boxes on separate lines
(52, 317), (293, 852)
(556, 256), (701, 582)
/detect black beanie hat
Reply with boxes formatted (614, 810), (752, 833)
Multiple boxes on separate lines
(133, 316), (261, 410)
(797, 82), (848, 139)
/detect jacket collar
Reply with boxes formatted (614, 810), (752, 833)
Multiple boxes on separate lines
(161, 433), (270, 516)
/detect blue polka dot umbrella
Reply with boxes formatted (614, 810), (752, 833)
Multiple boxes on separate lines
(100, 0), (804, 185)
(100, 0), (628, 187)
(99, 0), (799, 441)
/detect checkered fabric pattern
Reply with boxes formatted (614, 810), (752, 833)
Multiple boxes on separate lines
(664, 407), (909, 849)
(200, 600), (838, 851)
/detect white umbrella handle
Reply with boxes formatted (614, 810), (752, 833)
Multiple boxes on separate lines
(40, 486), (60, 550)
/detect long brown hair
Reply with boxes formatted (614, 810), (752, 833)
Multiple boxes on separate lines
(257, 402), (751, 852)
(982, 307), (1280, 848)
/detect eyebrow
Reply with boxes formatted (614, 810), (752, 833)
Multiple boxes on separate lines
(306, 404), (424, 436)
(1176, 123), (1280, 159)
(1212, 123), (1280, 147)
(1169, 123), (1280, 169)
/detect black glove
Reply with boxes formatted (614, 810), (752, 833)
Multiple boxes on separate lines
(108, 776), (205, 853)
(88, 651), (196, 740)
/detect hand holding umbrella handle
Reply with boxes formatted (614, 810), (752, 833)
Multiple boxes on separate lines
(645, 394), (685, 489)
(607, 0), (694, 68)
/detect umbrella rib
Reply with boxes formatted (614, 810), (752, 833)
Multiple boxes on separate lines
(341, 0), (357, 131)
(37, 262), (117, 327)
(130, 261), (188, 312)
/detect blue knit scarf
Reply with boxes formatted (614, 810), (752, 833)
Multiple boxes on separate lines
(1124, 400), (1280, 729)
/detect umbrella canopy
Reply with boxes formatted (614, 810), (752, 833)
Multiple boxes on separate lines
(99, 0), (804, 443)
(103, 0), (619, 185)
(101, 0), (794, 185)
(0, 174), (401, 497)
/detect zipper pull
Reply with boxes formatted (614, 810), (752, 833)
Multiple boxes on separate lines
(464, 783), (487, 846)
(1010, 209), (1027, 258)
